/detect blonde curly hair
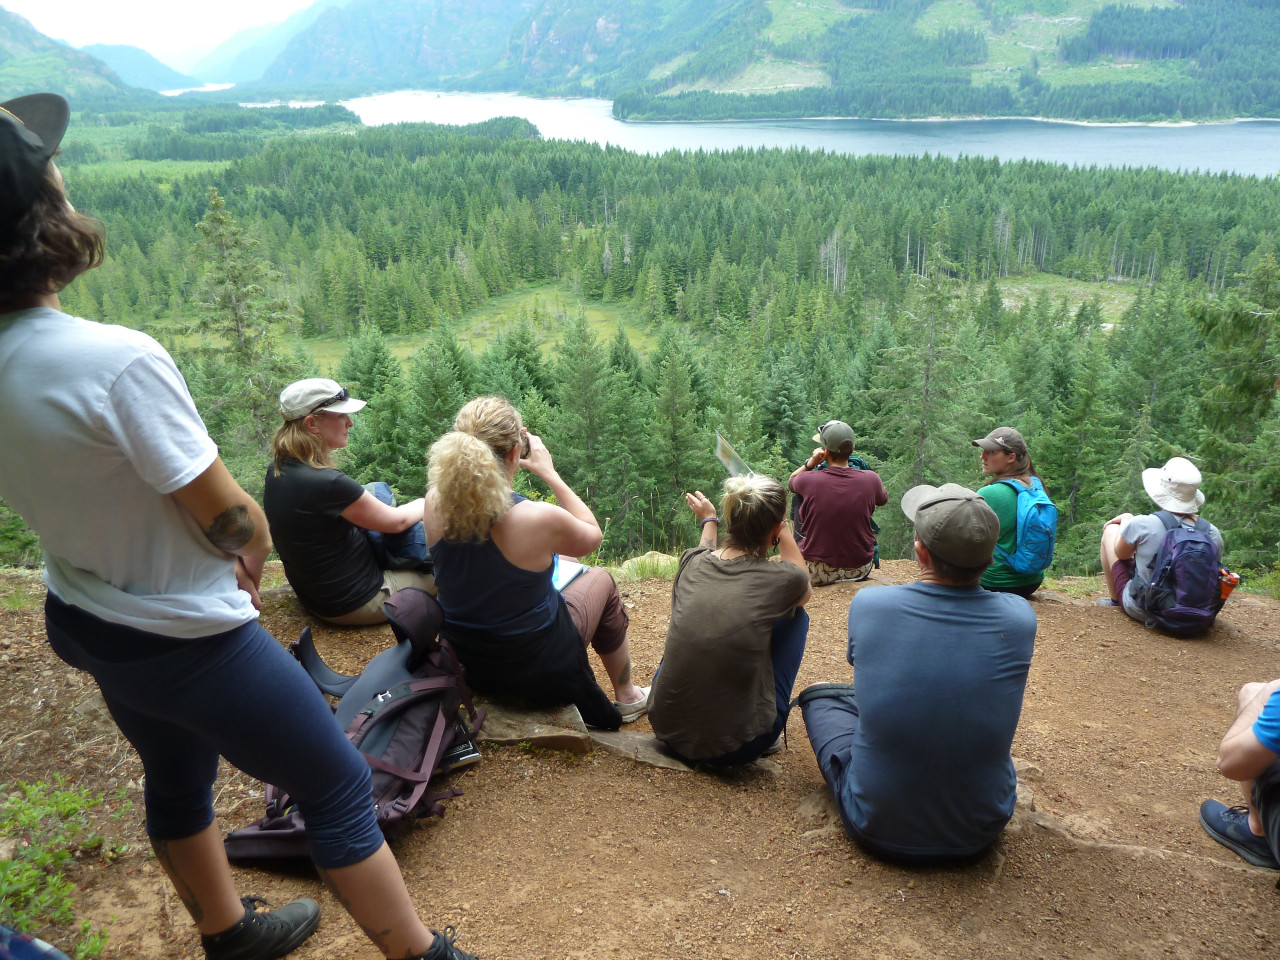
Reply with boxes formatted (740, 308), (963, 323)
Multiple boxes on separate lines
(721, 474), (787, 559)
(428, 397), (523, 542)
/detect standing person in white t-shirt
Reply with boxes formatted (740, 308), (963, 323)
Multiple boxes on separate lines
(0, 94), (480, 960)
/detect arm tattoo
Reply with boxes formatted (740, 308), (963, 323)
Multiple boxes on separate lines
(150, 838), (204, 924)
(206, 505), (254, 552)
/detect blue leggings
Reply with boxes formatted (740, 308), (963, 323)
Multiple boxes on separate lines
(44, 594), (382, 869)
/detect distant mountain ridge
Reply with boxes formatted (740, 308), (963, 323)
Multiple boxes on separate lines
(497, 0), (759, 95)
(0, 7), (141, 102)
(82, 44), (195, 91)
(259, 0), (537, 85)
(192, 0), (354, 83)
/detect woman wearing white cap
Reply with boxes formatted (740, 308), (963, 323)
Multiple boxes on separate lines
(1100, 456), (1225, 625)
(0, 95), (479, 960)
(263, 377), (434, 625)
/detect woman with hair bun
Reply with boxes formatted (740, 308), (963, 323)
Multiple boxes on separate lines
(649, 475), (812, 765)
(424, 396), (648, 729)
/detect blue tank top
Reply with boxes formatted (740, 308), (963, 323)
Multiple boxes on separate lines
(428, 493), (558, 636)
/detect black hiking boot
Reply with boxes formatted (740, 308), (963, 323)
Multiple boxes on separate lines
(201, 895), (321, 960)
(412, 926), (480, 960)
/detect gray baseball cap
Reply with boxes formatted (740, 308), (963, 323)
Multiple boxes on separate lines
(972, 426), (1027, 455)
(900, 483), (999, 568)
(813, 419), (855, 456)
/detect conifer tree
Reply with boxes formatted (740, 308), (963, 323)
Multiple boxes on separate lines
(336, 324), (405, 487)
(189, 188), (308, 490)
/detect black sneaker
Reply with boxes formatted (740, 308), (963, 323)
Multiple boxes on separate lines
(1199, 800), (1280, 869)
(416, 926), (479, 960)
(202, 896), (321, 960)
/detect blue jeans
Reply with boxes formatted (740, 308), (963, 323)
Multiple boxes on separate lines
(799, 686), (865, 838)
(801, 686), (975, 863)
(45, 594), (383, 869)
(1253, 759), (1280, 863)
(364, 481), (428, 569)
(694, 609), (810, 766)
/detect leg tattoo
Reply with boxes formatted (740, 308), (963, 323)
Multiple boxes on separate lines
(151, 838), (205, 924)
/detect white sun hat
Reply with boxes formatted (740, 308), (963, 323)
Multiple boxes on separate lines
(1141, 456), (1205, 514)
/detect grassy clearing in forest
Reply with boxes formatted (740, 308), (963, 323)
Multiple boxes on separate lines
(711, 59), (832, 95)
(915, 0), (985, 37)
(990, 272), (1140, 321)
(764, 0), (866, 44)
(1039, 58), (1188, 88)
(925, 0), (1184, 90)
(298, 283), (657, 373)
(72, 159), (232, 184)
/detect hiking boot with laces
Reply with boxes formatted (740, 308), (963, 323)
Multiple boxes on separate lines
(201, 895), (321, 960)
(413, 925), (479, 960)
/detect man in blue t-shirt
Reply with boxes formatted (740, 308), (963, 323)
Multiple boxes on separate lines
(1200, 680), (1280, 869)
(799, 483), (1037, 862)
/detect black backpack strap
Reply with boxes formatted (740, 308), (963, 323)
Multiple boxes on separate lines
(436, 635), (483, 730)
(383, 587), (445, 670)
(290, 625), (359, 697)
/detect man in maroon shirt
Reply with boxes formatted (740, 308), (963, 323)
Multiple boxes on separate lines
(788, 420), (888, 585)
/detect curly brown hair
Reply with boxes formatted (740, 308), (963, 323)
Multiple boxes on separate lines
(0, 164), (103, 310)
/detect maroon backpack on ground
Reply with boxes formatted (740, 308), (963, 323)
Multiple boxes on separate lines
(224, 588), (484, 862)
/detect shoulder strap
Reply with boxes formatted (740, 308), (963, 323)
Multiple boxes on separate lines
(290, 626), (359, 697)
(1155, 510), (1180, 532)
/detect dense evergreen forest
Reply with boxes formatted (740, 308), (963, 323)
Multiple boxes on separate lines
(3, 109), (1278, 585)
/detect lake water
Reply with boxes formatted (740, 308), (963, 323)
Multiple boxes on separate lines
(340, 89), (1280, 179)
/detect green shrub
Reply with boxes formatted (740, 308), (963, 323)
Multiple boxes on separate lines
(0, 778), (122, 958)
(0, 500), (39, 568)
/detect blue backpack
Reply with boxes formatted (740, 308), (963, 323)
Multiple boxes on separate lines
(993, 476), (1058, 575)
(1139, 511), (1224, 637)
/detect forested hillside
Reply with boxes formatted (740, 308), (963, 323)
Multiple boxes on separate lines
(6, 0), (1279, 122)
(259, 0), (537, 86)
(191, 0), (353, 84)
(0, 8), (144, 103)
(1, 110), (1269, 581)
(615, 0), (1280, 121)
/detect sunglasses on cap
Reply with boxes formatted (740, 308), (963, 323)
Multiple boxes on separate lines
(309, 387), (349, 415)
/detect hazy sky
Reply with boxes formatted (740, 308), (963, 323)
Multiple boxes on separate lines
(2, 0), (318, 69)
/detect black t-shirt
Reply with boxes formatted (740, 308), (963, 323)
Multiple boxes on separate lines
(263, 458), (382, 617)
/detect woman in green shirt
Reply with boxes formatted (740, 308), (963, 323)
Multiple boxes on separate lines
(972, 426), (1045, 598)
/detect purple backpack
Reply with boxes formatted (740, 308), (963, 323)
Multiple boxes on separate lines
(224, 588), (484, 861)
(1138, 511), (1225, 637)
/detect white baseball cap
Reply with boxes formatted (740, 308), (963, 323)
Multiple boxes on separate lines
(279, 378), (366, 421)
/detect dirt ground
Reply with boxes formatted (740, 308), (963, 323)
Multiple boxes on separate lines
(2, 559), (1279, 960)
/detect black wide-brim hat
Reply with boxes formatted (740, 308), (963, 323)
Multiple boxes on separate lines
(0, 93), (70, 231)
